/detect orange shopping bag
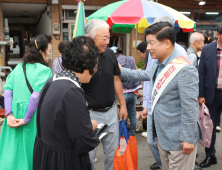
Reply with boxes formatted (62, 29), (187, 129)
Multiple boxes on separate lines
(113, 118), (138, 170)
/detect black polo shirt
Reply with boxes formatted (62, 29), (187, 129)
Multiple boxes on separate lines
(82, 48), (120, 109)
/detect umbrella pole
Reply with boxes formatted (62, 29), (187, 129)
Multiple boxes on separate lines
(134, 24), (138, 61)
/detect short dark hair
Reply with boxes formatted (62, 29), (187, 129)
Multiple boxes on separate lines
(144, 22), (176, 45)
(201, 32), (209, 44)
(205, 29), (214, 37)
(116, 47), (123, 55)
(23, 34), (51, 66)
(217, 22), (222, 34)
(137, 42), (147, 53)
(208, 37), (218, 44)
(62, 36), (99, 75)
(58, 41), (68, 54)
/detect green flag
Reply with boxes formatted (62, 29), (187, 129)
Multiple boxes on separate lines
(73, 0), (85, 38)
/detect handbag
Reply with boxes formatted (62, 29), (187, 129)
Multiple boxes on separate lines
(113, 118), (138, 170)
(23, 64), (33, 94)
(198, 103), (213, 148)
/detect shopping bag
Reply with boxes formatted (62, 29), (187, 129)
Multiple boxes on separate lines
(198, 103), (213, 148)
(128, 136), (138, 169)
(113, 118), (138, 170)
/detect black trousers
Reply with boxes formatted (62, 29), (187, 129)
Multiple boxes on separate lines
(206, 92), (222, 157)
(216, 112), (221, 126)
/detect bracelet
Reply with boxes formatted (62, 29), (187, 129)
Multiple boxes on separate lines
(5, 112), (12, 118)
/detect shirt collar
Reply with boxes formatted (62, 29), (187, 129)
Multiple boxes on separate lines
(217, 40), (222, 50)
(188, 46), (197, 54)
(100, 51), (106, 58)
(56, 69), (82, 88)
(156, 49), (176, 66)
(117, 54), (122, 58)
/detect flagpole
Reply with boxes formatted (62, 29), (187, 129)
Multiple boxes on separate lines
(134, 24), (138, 61)
(73, 0), (81, 38)
(73, 0), (86, 38)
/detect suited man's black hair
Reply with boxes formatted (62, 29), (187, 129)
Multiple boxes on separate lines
(144, 22), (177, 45)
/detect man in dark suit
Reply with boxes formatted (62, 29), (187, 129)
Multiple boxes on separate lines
(198, 22), (222, 168)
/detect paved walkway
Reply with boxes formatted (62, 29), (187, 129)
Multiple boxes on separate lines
(94, 126), (222, 170)
(0, 119), (221, 170)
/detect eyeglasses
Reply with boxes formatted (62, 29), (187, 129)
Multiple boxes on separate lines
(101, 35), (110, 42)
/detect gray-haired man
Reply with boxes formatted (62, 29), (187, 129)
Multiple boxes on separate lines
(82, 19), (128, 170)
(187, 32), (205, 69)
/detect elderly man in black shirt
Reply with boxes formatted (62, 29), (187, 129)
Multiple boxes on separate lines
(82, 19), (128, 170)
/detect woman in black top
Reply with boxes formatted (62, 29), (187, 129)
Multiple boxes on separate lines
(33, 36), (100, 170)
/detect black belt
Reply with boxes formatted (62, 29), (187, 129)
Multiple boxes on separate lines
(88, 101), (116, 113)
(216, 89), (222, 94)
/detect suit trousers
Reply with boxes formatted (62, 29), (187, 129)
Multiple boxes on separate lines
(206, 92), (222, 157)
(156, 138), (197, 170)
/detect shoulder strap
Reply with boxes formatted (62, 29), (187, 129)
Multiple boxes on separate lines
(193, 52), (200, 61)
(53, 75), (81, 88)
(23, 64), (33, 94)
(36, 80), (52, 138)
(189, 50), (200, 61)
(125, 56), (129, 68)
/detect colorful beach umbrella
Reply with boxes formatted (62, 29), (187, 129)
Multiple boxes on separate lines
(73, 0), (86, 38)
(88, 0), (195, 33)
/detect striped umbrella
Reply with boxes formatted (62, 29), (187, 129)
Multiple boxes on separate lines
(88, 0), (195, 34)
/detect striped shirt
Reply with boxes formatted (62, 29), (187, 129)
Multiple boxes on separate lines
(123, 84), (143, 94)
(216, 41), (222, 89)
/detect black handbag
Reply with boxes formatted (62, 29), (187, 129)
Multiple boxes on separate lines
(23, 64), (33, 94)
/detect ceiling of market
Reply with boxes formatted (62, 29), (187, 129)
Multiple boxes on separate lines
(2, 3), (46, 18)
(172, 0), (222, 12)
(2, 1), (222, 19)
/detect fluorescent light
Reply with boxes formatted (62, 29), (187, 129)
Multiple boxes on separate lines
(199, 1), (206, 5)
(180, 12), (191, 14)
(206, 12), (219, 15)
